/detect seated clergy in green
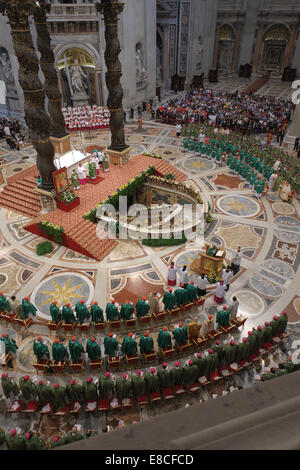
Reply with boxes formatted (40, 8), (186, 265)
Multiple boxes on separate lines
(1, 373), (19, 399)
(0, 291), (10, 312)
(182, 360), (199, 387)
(68, 336), (85, 363)
(278, 311), (288, 335)
(116, 373), (132, 401)
(1, 333), (18, 359)
(6, 429), (27, 451)
(50, 301), (62, 323)
(157, 327), (172, 349)
(106, 299), (120, 321)
(66, 379), (84, 404)
(120, 300), (135, 321)
(62, 303), (76, 323)
(86, 337), (101, 361)
(52, 338), (69, 362)
(90, 301), (104, 323)
(136, 298), (150, 317)
(83, 377), (98, 401)
(22, 296), (37, 320)
(162, 288), (176, 311)
(172, 322), (188, 346)
(36, 379), (55, 405)
(132, 370), (146, 400)
(139, 332), (154, 354)
(104, 333), (119, 358)
(33, 337), (50, 362)
(186, 281), (198, 302)
(207, 245), (218, 257)
(157, 363), (173, 389)
(216, 305), (230, 328)
(19, 375), (36, 401)
(145, 367), (160, 395)
(75, 299), (90, 324)
(52, 383), (67, 411)
(121, 332), (138, 356)
(25, 431), (46, 450)
(98, 372), (115, 399)
(175, 284), (189, 306)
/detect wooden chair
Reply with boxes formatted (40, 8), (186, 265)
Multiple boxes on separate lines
(232, 316), (247, 328)
(77, 323), (91, 335)
(90, 359), (103, 372)
(181, 302), (194, 313)
(175, 342), (192, 355)
(94, 321), (106, 331)
(143, 351), (157, 365)
(125, 318), (136, 329)
(137, 394), (148, 406)
(139, 315), (152, 325)
(109, 320), (121, 331)
(47, 321), (61, 336)
(149, 391), (161, 403)
(160, 347), (175, 360)
(85, 400), (97, 413)
(2, 312), (16, 325)
(2, 353), (12, 368)
(50, 361), (66, 374)
(173, 384), (185, 395)
(22, 400), (38, 414)
(108, 356), (120, 370)
(69, 402), (82, 414)
(208, 329), (222, 341)
(126, 354), (139, 368)
(167, 308), (180, 320)
(152, 311), (167, 322)
(192, 337), (208, 349)
(70, 360), (85, 374)
(98, 398), (109, 412)
(7, 399), (23, 413)
(14, 317), (32, 329)
(221, 323), (237, 335)
(39, 402), (53, 415)
(162, 387), (174, 400)
(62, 322), (76, 335)
(54, 405), (69, 416)
(194, 297), (205, 309)
(33, 360), (51, 374)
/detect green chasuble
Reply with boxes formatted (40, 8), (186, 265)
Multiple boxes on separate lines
(121, 337), (138, 356)
(269, 319), (280, 337)
(36, 383), (54, 403)
(132, 376), (146, 398)
(145, 373), (160, 394)
(261, 325), (273, 344)
(216, 308), (230, 328)
(157, 369), (172, 389)
(19, 377), (36, 400)
(211, 344), (225, 364)
(278, 313), (288, 334)
(83, 381), (98, 401)
(223, 343), (237, 365)
(89, 161), (96, 179)
(86, 339), (101, 360)
(71, 171), (80, 189)
(139, 335), (154, 354)
(22, 299), (37, 320)
(68, 339), (84, 362)
(98, 376), (114, 399)
(50, 303), (62, 323)
(172, 326), (188, 346)
(1, 335), (18, 354)
(75, 302), (90, 324)
(62, 305), (76, 323)
(169, 366), (184, 386)
(107, 304), (120, 321)
(182, 364), (199, 387)
(33, 341), (50, 362)
(162, 291), (176, 311)
(235, 342), (248, 363)
(120, 302), (128, 320)
(104, 335), (119, 357)
(52, 342), (69, 362)
(53, 385), (67, 410)
(191, 356), (206, 377)
(0, 295), (10, 312)
(157, 329), (172, 349)
(186, 284), (198, 301)
(102, 154), (109, 171)
(90, 304), (104, 323)
(1, 376), (19, 398)
(6, 434), (27, 451)
(202, 352), (218, 377)
(66, 382), (83, 403)
(174, 288), (185, 306)
(116, 378), (132, 399)
(136, 300), (150, 317)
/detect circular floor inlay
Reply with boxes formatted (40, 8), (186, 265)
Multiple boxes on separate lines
(31, 272), (94, 320)
(182, 156), (215, 172)
(217, 195), (261, 218)
(230, 290), (265, 317)
(272, 202), (295, 215)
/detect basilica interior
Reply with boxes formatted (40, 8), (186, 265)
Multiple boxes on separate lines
(0, 0), (299, 452)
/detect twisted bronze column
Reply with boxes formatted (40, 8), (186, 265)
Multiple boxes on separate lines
(96, 0), (128, 152)
(0, 0), (56, 191)
(31, 0), (68, 139)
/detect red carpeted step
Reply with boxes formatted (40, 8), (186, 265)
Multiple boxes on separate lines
(0, 201), (36, 218)
(3, 187), (41, 208)
(0, 192), (41, 212)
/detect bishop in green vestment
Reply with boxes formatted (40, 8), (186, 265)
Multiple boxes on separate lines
(19, 375), (36, 401)
(52, 339), (69, 362)
(0, 292), (10, 312)
(21, 297), (37, 320)
(102, 153), (109, 171)
(75, 300), (90, 324)
(83, 377), (98, 401)
(162, 289), (176, 311)
(157, 327), (172, 349)
(86, 337), (101, 361)
(136, 298), (150, 317)
(139, 332), (154, 354)
(33, 337), (50, 362)
(90, 302), (104, 322)
(68, 336), (85, 362)
(6, 430), (26, 451)
(62, 303), (76, 323)
(104, 333), (119, 357)
(157, 364), (173, 389)
(145, 368), (160, 394)
(50, 301), (62, 323)
(121, 333), (138, 356)
(1, 373), (19, 399)
(98, 372), (115, 399)
(53, 383), (67, 411)
(216, 306), (230, 328)
(116, 374), (132, 400)
(132, 370), (146, 399)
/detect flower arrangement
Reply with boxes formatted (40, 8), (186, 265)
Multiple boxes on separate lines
(58, 189), (79, 205)
(39, 221), (64, 244)
(143, 152), (162, 159)
(165, 173), (175, 181)
(206, 269), (222, 284)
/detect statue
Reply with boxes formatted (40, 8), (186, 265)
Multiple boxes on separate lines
(156, 64), (162, 85)
(0, 51), (15, 91)
(136, 48), (147, 84)
(70, 59), (88, 96)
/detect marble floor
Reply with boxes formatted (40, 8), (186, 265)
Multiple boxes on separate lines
(0, 119), (299, 445)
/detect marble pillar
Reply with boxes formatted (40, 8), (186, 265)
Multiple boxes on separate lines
(283, 25), (297, 69)
(162, 24), (169, 83)
(232, 22), (242, 73)
(212, 24), (221, 70)
(253, 24), (266, 74)
(238, 0), (259, 68)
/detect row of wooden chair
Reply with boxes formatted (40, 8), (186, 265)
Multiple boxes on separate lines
(0, 311), (32, 329)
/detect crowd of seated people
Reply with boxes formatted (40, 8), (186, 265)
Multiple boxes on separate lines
(0, 117), (25, 150)
(62, 105), (110, 131)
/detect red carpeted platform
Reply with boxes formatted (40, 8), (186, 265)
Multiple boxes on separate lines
(0, 154), (186, 261)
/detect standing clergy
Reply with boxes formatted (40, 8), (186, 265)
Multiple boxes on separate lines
(182, 359), (199, 387)
(200, 315), (215, 338)
(92, 154), (100, 175)
(231, 246), (242, 275)
(145, 367), (161, 395)
(157, 363), (173, 390)
(77, 163), (87, 185)
(139, 332), (154, 354)
(162, 288), (176, 312)
(53, 383), (67, 412)
(98, 372), (115, 400)
(179, 265), (189, 287)
(68, 336), (85, 363)
(269, 171), (278, 191)
(167, 261), (177, 286)
(229, 296), (239, 321)
(21, 297), (37, 320)
(75, 299), (90, 324)
(222, 267), (233, 292)
(214, 281), (225, 304)
(169, 361), (184, 389)
(88, 159), (96, 179)
(66, 379), (84, 406)
(120, 300), (135, 321)
(102, 153), (110, 172)
(104, 332), (119, 358)
(1, 373), (19, 400)
(86, 337), (101, 361)
(196, 273), (208, 297)
(0, 291), (10, 312)
(222, 340), (237, 367)
(62, 303), (76, 323)
(36, 380), (55, 406)
(135, 297), (150, 317)
(71, 169), (80, 190)
(121, 332), (138, 356)
(52, 338), (69, 363)
(50, 301), (62, 324)
(10, 296), (22, 318)
(175, 284), (189, 306)
(33, 337), (50, 362)
(157, 327), (172, 349)
(90, 301), (104, 323)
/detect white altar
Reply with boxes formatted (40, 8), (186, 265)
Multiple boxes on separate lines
(54, 150), (91, 177)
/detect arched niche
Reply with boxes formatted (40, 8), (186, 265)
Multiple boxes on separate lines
(217, 24), (235, 73)
(259, 24), (290, 74)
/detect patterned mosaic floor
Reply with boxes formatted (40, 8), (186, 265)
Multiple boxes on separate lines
(0, 119), (299, 444)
